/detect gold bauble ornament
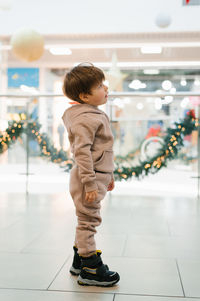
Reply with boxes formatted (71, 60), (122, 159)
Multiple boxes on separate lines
(10, 28), (44, 62)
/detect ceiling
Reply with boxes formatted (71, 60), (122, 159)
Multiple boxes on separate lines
(1, 31), (200, 74)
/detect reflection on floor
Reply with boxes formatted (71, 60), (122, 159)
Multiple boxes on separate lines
(0, 163), (198, 198)
(0, 190), (200, 301)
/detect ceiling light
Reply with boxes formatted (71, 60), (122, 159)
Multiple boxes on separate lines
(129, 80), (146, 90)
(143, 69), (160, 75)
(162, 80), (172, 90)
(140, 46), (162, 54)
(129, 80), (141, 90)
(180, 79), (187, 86)
(49, 47), (72, 55)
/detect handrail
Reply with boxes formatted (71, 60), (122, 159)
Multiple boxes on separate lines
(0, 92), (200, 98)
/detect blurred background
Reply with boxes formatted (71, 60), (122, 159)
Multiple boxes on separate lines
(0, 0), (199, 198)
(1, 1), (200, 300)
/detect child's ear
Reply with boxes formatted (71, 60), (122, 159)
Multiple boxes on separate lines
(79, 93), (89, 103)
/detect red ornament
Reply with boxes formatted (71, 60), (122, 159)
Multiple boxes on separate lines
(13, 136), (16, 140)
(186, 0), (190, 3)
(187, 109), (196, 119)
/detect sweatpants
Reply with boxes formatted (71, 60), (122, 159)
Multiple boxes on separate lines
(69, 165), (112, 257)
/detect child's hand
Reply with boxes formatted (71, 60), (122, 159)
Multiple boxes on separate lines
(107, 178), (115, 191)
(85, 190), (98, 203)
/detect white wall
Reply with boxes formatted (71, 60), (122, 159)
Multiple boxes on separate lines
(0, 0), (200, 36)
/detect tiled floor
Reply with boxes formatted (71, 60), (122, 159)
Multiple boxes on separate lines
(0, 190), (200, 300)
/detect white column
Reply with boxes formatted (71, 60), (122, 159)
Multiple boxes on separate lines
(0, 43), (8, 163)
(38, 67), (47, 132)
(0, 44), (8, 130)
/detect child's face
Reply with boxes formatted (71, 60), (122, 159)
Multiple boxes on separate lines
(80, 81), (108, 106)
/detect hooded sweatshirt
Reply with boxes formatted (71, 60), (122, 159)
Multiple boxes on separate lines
(62, 103), (114, 192)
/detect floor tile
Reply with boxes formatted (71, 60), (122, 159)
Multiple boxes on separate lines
(0, 253), (68, 289)
(123, 235), (173, 258)
(0, 191), (199, 300)
(0, 221), (42, 253)
(50, 257), (183, 296)
(123, 234), (200, 260)
(0, 289), (114, 301)
(115, 295), (200, 301)
(168, 218), (200, 236)
(21, 222), (75, 254)
(127, 218), (170, 236)
(178, 259), (200, 297)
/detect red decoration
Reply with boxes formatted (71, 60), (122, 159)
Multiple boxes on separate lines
(145, 125), (161, 139)
(13, 136), (16, 140)
(186, 0), (190, 3)
(187, 109), (196, 119)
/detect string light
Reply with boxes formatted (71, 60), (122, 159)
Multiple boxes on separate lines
(0, 110), (198, 181)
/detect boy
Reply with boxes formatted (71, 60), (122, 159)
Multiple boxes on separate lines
(62, 63), (120, 287)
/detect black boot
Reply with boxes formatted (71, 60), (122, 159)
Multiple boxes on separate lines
(70, 246), (81, 276)
(77, 251), (120, 287)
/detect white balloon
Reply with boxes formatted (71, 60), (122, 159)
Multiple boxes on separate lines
(10, 28), (44, 62)
(0, 0), (12, 10)
(155, 12), (171, 28)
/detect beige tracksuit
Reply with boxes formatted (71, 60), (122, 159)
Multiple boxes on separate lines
(62, 103), (114, 256)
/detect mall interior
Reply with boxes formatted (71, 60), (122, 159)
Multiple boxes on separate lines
(0, 0), (200, 300)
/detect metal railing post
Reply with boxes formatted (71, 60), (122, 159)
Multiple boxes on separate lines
(25, 98), (30, 195)
(198, 104), (200, 200)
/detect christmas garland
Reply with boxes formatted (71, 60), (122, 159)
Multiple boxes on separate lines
(0, 110), (198, 180)
(114, 109), (199, 180)
(0, 114), (73, 171)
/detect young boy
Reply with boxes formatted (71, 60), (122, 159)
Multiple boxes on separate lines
(62, 63), (120, 287)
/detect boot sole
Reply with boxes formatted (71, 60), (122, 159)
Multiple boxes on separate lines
(70, 266), (81, 276)
(77, 275), (120, 287)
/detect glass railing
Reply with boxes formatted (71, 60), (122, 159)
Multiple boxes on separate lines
(0, 92), (199, 199)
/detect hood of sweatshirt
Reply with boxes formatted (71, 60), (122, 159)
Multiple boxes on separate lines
(62, 104), (104, 128)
